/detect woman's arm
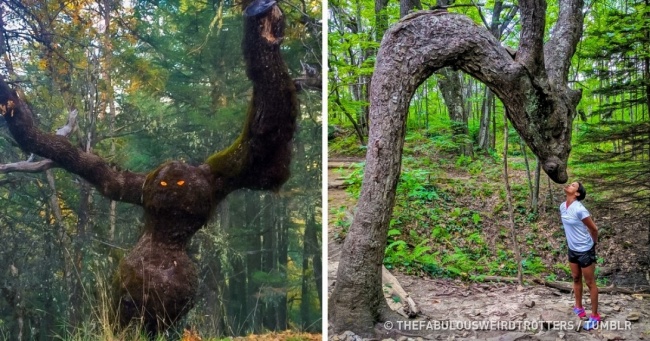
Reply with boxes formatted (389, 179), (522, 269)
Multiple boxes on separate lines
(582, 216), (598, 245)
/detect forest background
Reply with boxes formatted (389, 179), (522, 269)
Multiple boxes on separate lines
(329, 0), (649, 294)
(0, 0), (322, 340)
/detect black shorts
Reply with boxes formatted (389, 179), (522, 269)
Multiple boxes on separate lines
(568, 245), (597, 268)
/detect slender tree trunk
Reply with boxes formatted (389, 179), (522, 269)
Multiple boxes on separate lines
(246, 192), (262, 333)
(300, 238), (311, 330)
(70, 181), (91, 329)
(300, 205), (320, 330)
(532, 157), (541, 214)
(334, 86), (366, 145)
(434, 0), (471, 156)
(478, 88), (492, 150)
(503, 115), (523, 285)
(276, 200), (288, 330)
(519, 138), (534, 209)
(308, 209), (322, 306)
(228, 196), (249, 335)
(400, 0), (422, 19)
(261, 195), (276, 330)
(491, 96), (497, 149)
(375, 0), (390, 44)
(102, 0), (118, 242)
(438, 68), (472, 156)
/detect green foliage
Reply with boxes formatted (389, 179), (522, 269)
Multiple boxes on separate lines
(399, 169), (439, 202)
(340, 162), (365, 198)
(522, 256), (546, 275)
(329, 134), (366, 156)
(331, 205), (352, 239)
(553, 263), (572, 277)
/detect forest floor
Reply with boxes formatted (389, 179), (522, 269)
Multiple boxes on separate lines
(222, 331), (322, 341)
(327, 158), (650, 341)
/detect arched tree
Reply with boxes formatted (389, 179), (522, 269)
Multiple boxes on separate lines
(0, 0), (297, 335)
(329, 0), (585, 336)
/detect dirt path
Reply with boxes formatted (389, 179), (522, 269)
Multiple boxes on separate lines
(327, 159), (650, 341)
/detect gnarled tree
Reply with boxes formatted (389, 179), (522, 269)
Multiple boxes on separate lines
(0, 0), (297, 335)
(329, 0), (584, 336)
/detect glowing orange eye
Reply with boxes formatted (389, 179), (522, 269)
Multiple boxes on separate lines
(177, 180), (185, 186)
(160, 181), (168, 186)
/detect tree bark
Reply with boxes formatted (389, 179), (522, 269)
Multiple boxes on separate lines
(519, 137), (534, 209)
(400, 0), (422, 18)
(261, 195), (277, 331)
(503, 117), (523, 286)
(330, 0), (585, 336)
(478, 88), (493, 149)
(276, 200), (288, 330)
(245, 192), (262, 333)
(437, 68), (472, 156)
(533, 156), (541, 213)
(434, 0), (471, 157)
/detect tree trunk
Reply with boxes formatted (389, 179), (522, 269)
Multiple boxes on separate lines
(308, 208), (322, 306)
(519, 137), (534, 209)
(69, 180), (91, 329)
(300, 237), (311, 330)
(261, 195), (277, 331)
(434, 0), (471, 156)
(478, 88), (493, 149)
(438, 68), (472, 156)
(504, 117), (523, 285)
(330, 0), (585, 336)
(276, 200), (288, 330)
(375, 0), (390, 44)
(532, 156), (541, 213)
(300, 204), (320, 330)
(245, 192), (262, 333)
(102, 0), (118, 242)
(227, 196), (249, 335)
(400, 0), (422, 18)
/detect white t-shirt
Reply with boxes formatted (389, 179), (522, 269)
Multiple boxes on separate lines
(560, 201), (593, 252)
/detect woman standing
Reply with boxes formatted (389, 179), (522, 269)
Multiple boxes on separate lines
(560, 182), (600, 330)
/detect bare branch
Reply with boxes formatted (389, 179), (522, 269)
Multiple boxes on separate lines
(294, 76), (322, 92)
(55, 109), (77, 136)
(0, 159), (57, 174)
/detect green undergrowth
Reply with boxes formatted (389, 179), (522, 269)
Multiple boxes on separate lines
(331, 129), (587, 282)
(328, 133), (367, 157)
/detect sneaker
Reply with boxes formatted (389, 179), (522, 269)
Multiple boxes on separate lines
(573, 306), (586, 319)
(583, 314), (601, 330)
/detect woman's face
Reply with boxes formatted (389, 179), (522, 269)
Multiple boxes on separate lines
(564, 182), (580, 197)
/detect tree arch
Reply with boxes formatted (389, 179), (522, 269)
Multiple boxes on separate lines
(329, 0), (585, 336)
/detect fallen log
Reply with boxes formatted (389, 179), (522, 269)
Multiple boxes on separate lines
(471, 276), (650, 295)
(532, 278), (650, 294)
(382, 266), (419, 318)
(473, 275), (519, 283)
